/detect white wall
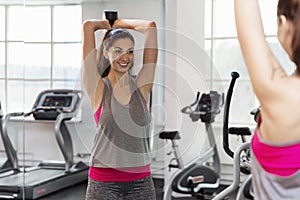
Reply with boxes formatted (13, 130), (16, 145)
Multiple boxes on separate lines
(163, 0), (208, 190)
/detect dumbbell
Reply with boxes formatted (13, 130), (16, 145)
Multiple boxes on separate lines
(104, 10), (118, 26)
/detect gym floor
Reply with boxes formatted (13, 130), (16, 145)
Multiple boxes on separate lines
(38, 178), (236, 200)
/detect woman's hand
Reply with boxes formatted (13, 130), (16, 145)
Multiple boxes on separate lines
(82, 19), (111, 33)
(82, 19), (111, 61)
(112, 19), (156, 34)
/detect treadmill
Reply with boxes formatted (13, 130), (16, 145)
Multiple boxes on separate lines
(0, 101), (18, 173)
(0, 89), (89, 199)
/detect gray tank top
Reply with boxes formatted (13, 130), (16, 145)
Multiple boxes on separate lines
(89, 77), (152, 168)
(251, 150), (300, 199)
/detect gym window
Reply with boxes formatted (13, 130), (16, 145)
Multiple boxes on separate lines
(0, 4), (82, 114)
(204, 0), (295, 125)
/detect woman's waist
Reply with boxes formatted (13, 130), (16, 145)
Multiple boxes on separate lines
(89, 164), (151, 182)
(252, 129), (300, 176)
(259, 120), (300, 144)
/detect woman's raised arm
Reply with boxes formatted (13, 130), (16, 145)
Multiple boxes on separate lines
(234, 0), (286, 102)
(82, 20), (111, 111)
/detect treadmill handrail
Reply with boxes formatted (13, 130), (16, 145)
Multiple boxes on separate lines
(1, 89), (84, 173)
(54, 90), (84, 172)
(0, 90), (88, 199)
(1, 112), (25, 170)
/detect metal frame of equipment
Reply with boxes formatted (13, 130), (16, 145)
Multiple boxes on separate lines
(0, 89), (88, 199)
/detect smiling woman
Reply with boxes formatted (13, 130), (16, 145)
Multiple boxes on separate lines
(82, 17), (158, 200)
(0, 1), (166, 199)
(99, 29), (136, 78)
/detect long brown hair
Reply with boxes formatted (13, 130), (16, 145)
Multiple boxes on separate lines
(97, 28), (135, 78)
(278, 0), (300, 68)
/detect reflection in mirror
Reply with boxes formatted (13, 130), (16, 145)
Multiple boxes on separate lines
(0, 0), (165, 198)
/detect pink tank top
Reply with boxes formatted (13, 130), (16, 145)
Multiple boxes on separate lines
(94, 105), (102, 126)
(252, 128), (300, 176)
(91, 105), (151, 182)
(89, 165), (151, 182)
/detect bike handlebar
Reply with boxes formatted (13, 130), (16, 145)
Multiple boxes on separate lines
(181, 92), (200, 114)
(181, 90), (224, 123)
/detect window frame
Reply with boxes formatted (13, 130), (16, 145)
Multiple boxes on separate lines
(0, 4), (82, 113)
(204, 0), (284, 125)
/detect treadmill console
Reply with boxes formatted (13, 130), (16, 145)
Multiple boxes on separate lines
(42, 96), (73, 107)
(32, 90), (80, 120)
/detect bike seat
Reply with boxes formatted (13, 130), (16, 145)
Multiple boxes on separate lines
(229, 127), (252, 136)
(159, 131), (181, 140)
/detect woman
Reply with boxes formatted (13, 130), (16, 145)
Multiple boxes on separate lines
(82, 17), (158, 200)
(234, 0), (300, 199)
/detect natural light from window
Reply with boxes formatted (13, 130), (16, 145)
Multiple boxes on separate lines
(204, 0), (295, 125)
(0, 4), (82, 113)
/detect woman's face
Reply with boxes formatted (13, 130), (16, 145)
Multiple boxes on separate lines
(106, 38), (134, 74)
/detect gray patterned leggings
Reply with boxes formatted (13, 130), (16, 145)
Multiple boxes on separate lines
(85, 176), (156, 200)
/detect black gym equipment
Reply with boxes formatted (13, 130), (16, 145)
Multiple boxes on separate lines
(160, 90), (224, 200)
(0, 89), (88, 199)
(212, 71), (253, 200)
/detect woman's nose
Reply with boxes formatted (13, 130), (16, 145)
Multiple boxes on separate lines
(119, 52), (131, 61)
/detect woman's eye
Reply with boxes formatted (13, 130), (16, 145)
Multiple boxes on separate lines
(127, 50), (134, 55)
(114, 50), (123, 55)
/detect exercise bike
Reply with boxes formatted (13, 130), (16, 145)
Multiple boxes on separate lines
(212, 71), (254, 200)
(160, 90), (224, 199)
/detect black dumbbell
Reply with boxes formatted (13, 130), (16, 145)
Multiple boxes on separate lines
(104, 10), (118, 26)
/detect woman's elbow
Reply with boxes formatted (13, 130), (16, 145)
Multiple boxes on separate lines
(148, 21), (157, 28)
